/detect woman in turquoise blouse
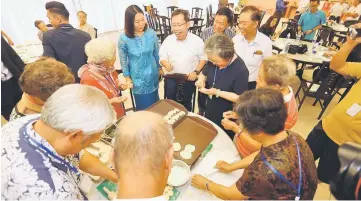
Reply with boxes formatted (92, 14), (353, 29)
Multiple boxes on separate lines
(118, 5), (162, 110)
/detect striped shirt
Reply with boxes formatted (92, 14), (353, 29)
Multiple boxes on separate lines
(200, 27), (236, 42)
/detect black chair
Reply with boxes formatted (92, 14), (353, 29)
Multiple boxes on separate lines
(206, 7), (214, 28)
(279, 20), (299, 39)
(157, 15), (172, 43)
(94, 28), (98, 38)
(260, 11), (267, 23)
(189, 18), (204, 36)
(336, 78), (356, 103)
(295, 61), (345, 119)
(315, 26), (334, 46)
(272, 45), (283, 54)
(192, 7), (203, 18)
(167, 6), (178, 17)
(150, 8), (158, 16)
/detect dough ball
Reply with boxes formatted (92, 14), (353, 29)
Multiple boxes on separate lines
(180, 151), (192, 160)
(185, 144), (195, 152)
(173, 142), (181, 152)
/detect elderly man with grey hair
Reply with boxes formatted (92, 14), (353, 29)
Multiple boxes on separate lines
(1, 84), (118, 200)
(113, 111), (174, 200)
(195, 34), (249, 139)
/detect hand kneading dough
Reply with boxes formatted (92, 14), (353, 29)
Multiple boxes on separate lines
(173, 142), (181, 152)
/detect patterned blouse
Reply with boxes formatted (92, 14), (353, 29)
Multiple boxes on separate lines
(1, 115), (86, 200)
(118, 28), (160, 95)
(236, 131), (318, 200)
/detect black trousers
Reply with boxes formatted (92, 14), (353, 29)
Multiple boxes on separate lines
(197, 92), (207, 115)
(1, 77), (22, 120)
(248, 81), (257, 90)
(306, 121), (340, 184)
(165, 78), (195, 112)
(329, 15), (341, 23)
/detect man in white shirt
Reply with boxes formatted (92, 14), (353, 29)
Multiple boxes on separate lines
(233, 6), (273, 90)
(77, 11), (96, 39)
(344, 0), (361, 22)
(328, 0), (349, 23)
(113, 111), (173, 201)
(295, 0), (310, 20)
(159, 9), (207, 111)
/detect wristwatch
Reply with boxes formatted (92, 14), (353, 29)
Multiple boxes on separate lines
(194, 70), (201, 75)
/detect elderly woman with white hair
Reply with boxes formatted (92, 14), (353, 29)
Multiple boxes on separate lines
(195, 34), (249, 139)
(1, 84), (118, 200)
(79, 38), (127, 118)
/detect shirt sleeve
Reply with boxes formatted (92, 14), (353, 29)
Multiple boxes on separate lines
(202, 62), (210, 77)
(236, 169), (275, 199)
(159, 37), (168, 65)
(118, 36), (130, 77)
(346, 62), (361, 79)
(264, 39), (273, 58)
(42, 32), (55, 58)
(298, 14), (304, 27)
(152, 30), (160, 68)
(321, 12), (327, 24)
(233, 63), (249, 95)
(197, 39), (207, 61)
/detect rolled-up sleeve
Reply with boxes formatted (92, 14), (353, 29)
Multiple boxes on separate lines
(264, 39), (273, 58)
(159, 38), (168, 65)
(197, 40), (208, 61)
(118, 36), (130, 77)
(152, 30), (160, 68)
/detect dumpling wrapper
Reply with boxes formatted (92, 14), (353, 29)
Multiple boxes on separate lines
(173, 142), (181, 152)
(185, 144), (195, 152)
(180, 150), (192, 160)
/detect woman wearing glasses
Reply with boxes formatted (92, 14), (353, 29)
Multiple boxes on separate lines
(118, 5), (162, 111)
(195, 34), (248, 139)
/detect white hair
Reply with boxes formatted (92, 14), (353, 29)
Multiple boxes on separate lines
(41, 84), (116, 135)
(114, 111), (173, 175)
(85, 38), (116, 64)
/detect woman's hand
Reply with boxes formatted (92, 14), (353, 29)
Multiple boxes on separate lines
(119, 84), (128, 90)
(195, 79), (205, 89)
(221, 118), (240, 133)
(125, 77), (133, 89)
(110, 96), (128, 104)
(199, 88), (217, 96)
(191, 174), (210, 190)
(216, 161), (234, 173)
(223, 111), (238, 120)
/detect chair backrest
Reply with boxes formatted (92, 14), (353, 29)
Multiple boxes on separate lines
(206, 7), (210, 27)
(158, 15), (171, 43)
(189, 18), (204, 36)
(260, 11), (267, 23)
(209, 4), (213, 16)
(150, 8), (158, 16)
(316, 27), (334, 46)
(94, 28), (98, 38)
(167, 6), (178, 17)
(192, 7), (203, 18)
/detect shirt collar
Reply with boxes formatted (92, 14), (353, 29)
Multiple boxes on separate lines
(58, 23), (74, 29)
(241, 31), (262, 45)
(176, 32), (190, 43)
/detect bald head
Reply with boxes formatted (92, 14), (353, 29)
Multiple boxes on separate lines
(113, 111), (174, 177)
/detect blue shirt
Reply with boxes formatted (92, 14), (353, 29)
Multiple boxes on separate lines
(118, 28), (160, 95)
(298, 10), (326, 40)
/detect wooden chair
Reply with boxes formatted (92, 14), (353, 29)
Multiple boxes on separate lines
(189, 18), (204, 36)
(167, 6), (178, 17)
(94, 28), (98, 38)
(191, 7), (203, 18)
(157, 15), (172, 43)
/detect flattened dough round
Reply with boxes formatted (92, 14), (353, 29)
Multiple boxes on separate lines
(185, 144), (195, 152)
(180, 151), (192, 160)
(173, 142), (181, 152)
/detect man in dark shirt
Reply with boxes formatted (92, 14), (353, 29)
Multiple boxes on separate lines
(43, 1), (91, 83)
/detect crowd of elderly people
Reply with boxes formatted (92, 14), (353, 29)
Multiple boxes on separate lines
(2, 1), (361, 200)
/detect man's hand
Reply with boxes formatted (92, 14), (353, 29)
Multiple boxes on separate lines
(221, 118), (239, 132)
(223, 111), (238, 120)
(216, 161), (234, 173)
(304, 30), (313, 35)
(195, 79), (205, 88)
(188, 71), (198, 81)
(7, 39), (14, 46)
(351, 23), (361, 29)
(162, 61), (173, 72)
(191, 174), (210, 190)
(110, 96), (127, 104)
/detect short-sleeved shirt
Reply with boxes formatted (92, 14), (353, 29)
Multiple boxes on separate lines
(236, 131), (318, 200)
(77, 23), (96, 39)
(42, 24), (91, 82)
(233, 31), (273, 82)
(159, 32), (207, 75)
(203, 56), (249, 129)
(329, 3), (349, 17)
(345, 4), (361, 21)
(323, 62), (361, 145)
(200, 27), (236, 42)
(298, 10), (327, 40)
(1, 115), (86, 200)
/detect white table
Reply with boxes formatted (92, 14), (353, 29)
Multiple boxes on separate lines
(273, 38), (334, 64)
(326, 23), (348, 33)
(13, 42), (43, 64)
(87, 113), (243, 200)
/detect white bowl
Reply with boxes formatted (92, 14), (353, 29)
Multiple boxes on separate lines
(167, 160), (191, 187)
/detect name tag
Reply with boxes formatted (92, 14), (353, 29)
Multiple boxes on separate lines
(346, 103), (361, 117)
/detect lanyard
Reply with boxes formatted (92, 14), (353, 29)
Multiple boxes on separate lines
(104, 74), (120, 95)
(260, 137), (302, 201)
(21, 119), (80, 175)
(211, 67), (217, 88)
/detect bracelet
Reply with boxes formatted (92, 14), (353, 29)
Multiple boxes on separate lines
(216, 89), (221, 98)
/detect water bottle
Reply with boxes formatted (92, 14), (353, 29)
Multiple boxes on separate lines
(284, 34), (291, 53)
(296, 33), (301, 44)
(312, 40), (317, 55)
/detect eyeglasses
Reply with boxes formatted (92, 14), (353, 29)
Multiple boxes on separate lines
(171, 22), (187, 28)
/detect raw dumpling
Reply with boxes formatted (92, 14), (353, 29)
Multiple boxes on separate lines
(185, 144), (195, 152)
(173, 143), (181, 152)
(180, 150), (192, 160)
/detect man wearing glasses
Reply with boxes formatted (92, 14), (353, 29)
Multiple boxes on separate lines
(298, 0), (327, 41)
(159, 9), (207, 111)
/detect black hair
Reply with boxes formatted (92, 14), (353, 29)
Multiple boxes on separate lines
(171, 9), (190, 22)
(216, 7), (233, 25)
(34, 20), (44, 28)
(124, 5), (148, 38)
(45, 1), (69, 20)
(236, 88), (287, 135)
(240, 6), (261, 25)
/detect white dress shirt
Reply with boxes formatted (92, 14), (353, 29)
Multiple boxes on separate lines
(78, 23), (96, 39)
(159, 32), (207, 75)
(233, 31), (272, 82)
(345, 4), (361, 21)
(329, 3), (349, 17)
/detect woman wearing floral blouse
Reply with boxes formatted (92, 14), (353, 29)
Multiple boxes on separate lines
(118, 5), (162, 110)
